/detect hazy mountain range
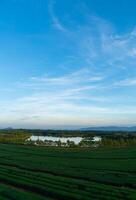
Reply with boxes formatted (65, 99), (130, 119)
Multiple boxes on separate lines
(1, 126), (136, 132)
(81, 126), (136, 132)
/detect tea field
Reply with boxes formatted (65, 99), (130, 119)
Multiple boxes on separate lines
(0, 144), (135, 199)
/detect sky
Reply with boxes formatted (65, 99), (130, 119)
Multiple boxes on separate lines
(0, 0), (136, 129)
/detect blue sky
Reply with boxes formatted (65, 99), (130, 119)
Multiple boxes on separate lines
(0, 0), (136, 128)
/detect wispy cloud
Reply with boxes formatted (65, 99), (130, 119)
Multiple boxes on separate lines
(1, 8), (136, 128)
(1, 89), (136, 128)
(16, 68), (105, 103)
(115, 78), (136, 87)
(29, 68), (104, 86)
(48, 0), (69, 33)
(72, 15), (136, 72)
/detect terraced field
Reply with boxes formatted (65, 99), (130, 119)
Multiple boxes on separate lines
(0, 144), (136, 199)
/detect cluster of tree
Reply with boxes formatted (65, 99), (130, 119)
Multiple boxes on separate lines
(79, 140), (100, 148)
(26, 138), (102, 148)
(0, 131), (30, 144)
(26, 139), (77, 147)
(101, 137), (136, 147)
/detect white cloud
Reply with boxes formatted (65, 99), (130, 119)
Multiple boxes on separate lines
(48, 0), (69, 33)
(1, 90), (136, 128)
(29, 68), (104, 86)
(115, 78), (136, 87)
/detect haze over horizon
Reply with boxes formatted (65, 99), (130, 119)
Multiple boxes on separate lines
(0, 0), (136, 129)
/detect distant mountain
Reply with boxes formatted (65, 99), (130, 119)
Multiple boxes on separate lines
(3, 127), (13, 130)
(81, 126), (136, 132)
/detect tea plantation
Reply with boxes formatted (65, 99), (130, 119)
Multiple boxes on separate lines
(0, 144), (136, 199)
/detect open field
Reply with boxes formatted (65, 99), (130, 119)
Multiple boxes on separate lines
(0, 144), (136, 199)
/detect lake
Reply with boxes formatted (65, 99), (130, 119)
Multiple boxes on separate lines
(29, 136), (83, 144)
(28, 136), (101, 144)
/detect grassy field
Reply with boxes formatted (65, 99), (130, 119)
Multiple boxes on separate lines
(0, 145), (135, 199)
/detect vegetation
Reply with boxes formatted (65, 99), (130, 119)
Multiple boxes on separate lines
(1, 128), (136, 137)
(1, 129), (136, 148)
(0, 131), (29, 144)
(0, 144), (135, 199)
